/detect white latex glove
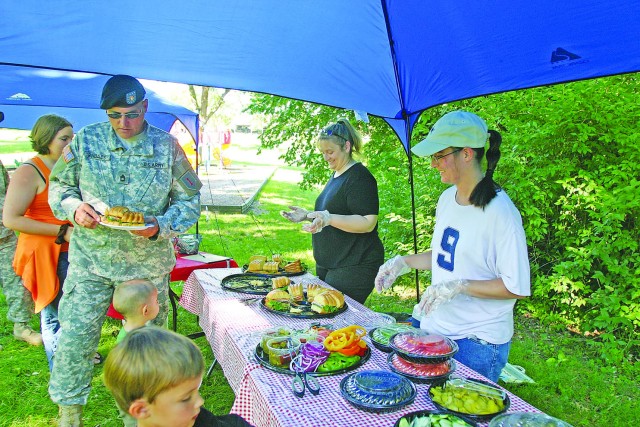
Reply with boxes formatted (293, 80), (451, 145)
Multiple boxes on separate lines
(374, 255), (412, 293)
(280, 206), (310, 223)
(418, 279), (469, 316)
(301, 210), (331, 234)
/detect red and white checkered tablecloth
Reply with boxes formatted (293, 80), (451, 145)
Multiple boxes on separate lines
(180, 268), (543, 427)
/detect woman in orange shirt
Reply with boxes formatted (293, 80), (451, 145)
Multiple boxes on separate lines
(3, 114), (74, 370)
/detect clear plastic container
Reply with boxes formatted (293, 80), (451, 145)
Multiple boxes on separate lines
(489, 412), (574, 427)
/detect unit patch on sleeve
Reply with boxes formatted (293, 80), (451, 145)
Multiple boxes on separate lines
(62, 145), (75, 163)
(174, 158), (202, 196)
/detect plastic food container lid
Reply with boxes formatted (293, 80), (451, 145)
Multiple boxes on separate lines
(340, 370), (417, 412)
(489, 412), (574, 427)
(390, 331), (458, 363)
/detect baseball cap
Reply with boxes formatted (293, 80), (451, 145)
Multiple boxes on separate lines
(411, 111), (488, 157)
(100, 75), (146, 110)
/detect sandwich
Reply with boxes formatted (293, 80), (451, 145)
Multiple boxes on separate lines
(102, 206), (144, 225)
(287, 283), (303, 301)
(306, 283), (326, 302)
(265, 289), (290, 312)
(310, 289), (345, 314)
(120, 211), (145, 225)
(272, 276), (291, 289)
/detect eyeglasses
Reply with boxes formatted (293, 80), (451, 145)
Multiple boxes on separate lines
(431, 148), (462, 163)
(106, 111), (142, 119)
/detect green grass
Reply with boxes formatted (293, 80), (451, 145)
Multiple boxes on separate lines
(1, 166), (638, 426)
(0, 129), (31, 154)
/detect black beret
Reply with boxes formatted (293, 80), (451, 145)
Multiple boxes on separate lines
(100, 75), (146, 110)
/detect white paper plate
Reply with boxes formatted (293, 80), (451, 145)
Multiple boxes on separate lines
(99, 221), (152, 231)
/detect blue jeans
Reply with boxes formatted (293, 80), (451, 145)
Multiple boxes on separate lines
(42, 251), (68, 371)
(453, 336), (510, 383)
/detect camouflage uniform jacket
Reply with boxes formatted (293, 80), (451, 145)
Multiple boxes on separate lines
(0, 160), (14, 240)
(49, 122), (202, 280)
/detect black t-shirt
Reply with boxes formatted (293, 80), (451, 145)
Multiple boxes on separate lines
(312, 162), (384, 269)
(193, 408), (253, 427)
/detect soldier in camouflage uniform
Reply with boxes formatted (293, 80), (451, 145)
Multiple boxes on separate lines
(47, 75), (202, 426)
(0, 159), (42, 346)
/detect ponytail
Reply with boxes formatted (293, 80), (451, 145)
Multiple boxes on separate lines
(469, 129), (502, 209)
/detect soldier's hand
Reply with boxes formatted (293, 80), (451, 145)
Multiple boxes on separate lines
(75, 203), (100, 229)
(131, 216), (159, 238)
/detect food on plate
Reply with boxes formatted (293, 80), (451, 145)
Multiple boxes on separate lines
(390, 353), (453, 377)
(272, 276), (291, 289)
(306, 283), (326, 302)
(271, 253), (284, 267)
(430, 380), (506, 415)
(288, 283), (303, 301)
(265, 289), (290, 312)
(260, 327), (291, 351)
(371, 324), (416, 347)
(249, 255), (268, 263)
(290, 341), (330, 372)
(397, 413), (474, 427)
(265, 337), (296, 368)
(263, 261), (279, 273)
(323, 325), (367, 356)
(316, 352), (361, 372)
(310, 289), (345, 314)
(247, 259), (265, 272)
(102, 206), (145, 225)
(284, 259), (302, 273)
(393, 333), (452, 356)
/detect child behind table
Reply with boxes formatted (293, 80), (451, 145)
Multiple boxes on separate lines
(104, 327), (253, 427)
(112, 279), (159, 343)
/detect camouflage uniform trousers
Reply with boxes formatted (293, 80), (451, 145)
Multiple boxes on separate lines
(48, 264), (169, 405)
(0, 234), (34, 324)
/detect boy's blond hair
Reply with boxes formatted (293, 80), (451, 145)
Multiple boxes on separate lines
(112, 279), (156, 319)
(103, 326), (205, 411)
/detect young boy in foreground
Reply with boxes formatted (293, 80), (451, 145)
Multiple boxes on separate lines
(104, 326), (253, 427)
(112, 279), (159, 343)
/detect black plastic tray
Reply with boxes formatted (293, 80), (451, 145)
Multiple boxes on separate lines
(241, 263), (307, 277)
(220, 274), (273, 295)
(259, 297), (347, 318)
(368, 324), (417, 353)
(254, 344), (370, 377)
(428, 377), (511, 422)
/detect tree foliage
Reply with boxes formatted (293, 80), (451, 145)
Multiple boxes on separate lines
(247, 74), (640, 361)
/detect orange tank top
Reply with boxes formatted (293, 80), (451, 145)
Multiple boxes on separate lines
(23, 157), (69, 227)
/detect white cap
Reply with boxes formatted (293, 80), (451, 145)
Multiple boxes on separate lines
(411, 111), (488, 157)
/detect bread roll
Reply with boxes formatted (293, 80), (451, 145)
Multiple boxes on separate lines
(306, 283), (326, 302)
(287, 283), (303, 301)
(263, 261), (279, 273)
(247, 259), (264, 272)
(271, 276), (291, 289)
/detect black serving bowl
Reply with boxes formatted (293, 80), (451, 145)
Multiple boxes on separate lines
(394, 409), (477, 427)
(368, 323), (417, 353)
(428, 377), (510, 422)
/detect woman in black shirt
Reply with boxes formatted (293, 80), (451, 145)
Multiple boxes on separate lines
(282, 119), (384, 303)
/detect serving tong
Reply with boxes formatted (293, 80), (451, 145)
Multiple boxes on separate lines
(445, 376), (506, 400)
(288, 339), (320, 398)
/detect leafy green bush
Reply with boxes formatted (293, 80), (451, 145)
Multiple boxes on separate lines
(247, 74), (640, 361)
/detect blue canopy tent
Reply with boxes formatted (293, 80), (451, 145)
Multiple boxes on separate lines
(0, 65), (199, 144)
(2, 0), (639, 296)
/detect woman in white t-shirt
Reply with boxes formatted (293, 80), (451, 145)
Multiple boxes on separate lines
(374, 111), (530, 382)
